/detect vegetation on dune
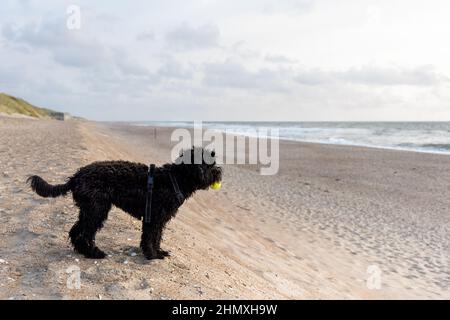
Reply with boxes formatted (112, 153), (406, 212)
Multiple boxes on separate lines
(0, 93), (66, 119)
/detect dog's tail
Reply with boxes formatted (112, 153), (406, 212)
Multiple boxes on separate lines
(27, 175), (72, 198)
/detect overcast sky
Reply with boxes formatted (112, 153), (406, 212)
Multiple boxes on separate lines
(1, 0), (450, 121)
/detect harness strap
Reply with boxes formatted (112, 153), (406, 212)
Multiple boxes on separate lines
(144, 164), (155, 224)
(168, 170), (184, 205)
(144, 165), (185, 225)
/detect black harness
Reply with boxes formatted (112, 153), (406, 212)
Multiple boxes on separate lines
(143, 164), (184, 225)
(144, 164), (155, 224)
(168, 170), (184, 205)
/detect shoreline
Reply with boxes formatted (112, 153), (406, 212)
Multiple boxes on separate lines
(115, 121), (450, 157)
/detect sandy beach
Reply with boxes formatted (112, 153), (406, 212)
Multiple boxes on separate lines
(1, 117), (449, 299)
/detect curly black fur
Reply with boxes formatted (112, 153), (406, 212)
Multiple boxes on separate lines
(28, 147), (222, 260)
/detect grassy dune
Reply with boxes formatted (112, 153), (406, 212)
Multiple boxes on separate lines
(0, 93), (65, 119)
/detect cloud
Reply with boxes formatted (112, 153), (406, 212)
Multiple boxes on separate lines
(265, 54), (297, 64)
(165, 22), (219, 51)
(111, 48), (150, 76)
(295, 65), (449, 87)
(294, 68), (333, 86)
(157, 58), (192, 80)
(203, 60), (289, 92)
(256, 0), (314, 14)
(204, 0), (314, 16)
(338, 65), (448, 86)
(1, 19), (155, 78)
(2, 20), (110, 68)
(136, 31), (155, 41)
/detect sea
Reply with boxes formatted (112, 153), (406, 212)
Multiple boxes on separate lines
(131, 121), (450, 155)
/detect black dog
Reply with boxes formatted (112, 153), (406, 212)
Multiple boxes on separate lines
(28, 147), (222, 260)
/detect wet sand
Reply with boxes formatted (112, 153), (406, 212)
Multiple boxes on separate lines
(1, 117), (449, 299)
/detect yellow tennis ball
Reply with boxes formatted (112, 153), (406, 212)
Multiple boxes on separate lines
(210, 181), (222, 190)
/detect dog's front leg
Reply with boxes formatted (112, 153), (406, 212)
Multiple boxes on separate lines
(155, 230), (171, 257)
(140, 223), (165, 260)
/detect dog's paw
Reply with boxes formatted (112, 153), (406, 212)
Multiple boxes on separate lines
(88, 247), (106, 259)
(157, 249), (171, 257)
(143, 251), (167, 260)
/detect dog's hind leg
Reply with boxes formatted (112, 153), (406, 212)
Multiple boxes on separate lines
(70, 201), (111, 259)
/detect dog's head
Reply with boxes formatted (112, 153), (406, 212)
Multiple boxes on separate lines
(175, 147), (222, 190)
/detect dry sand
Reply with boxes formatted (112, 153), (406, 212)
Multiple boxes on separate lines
(1, 117), (449, 299)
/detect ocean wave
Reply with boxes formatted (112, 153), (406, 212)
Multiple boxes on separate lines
(418, 143), (450, 151)
(129, 121), (450, 155)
